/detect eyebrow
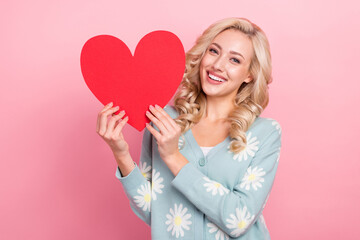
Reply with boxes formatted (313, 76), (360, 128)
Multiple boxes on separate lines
(211, 42), (245, 60)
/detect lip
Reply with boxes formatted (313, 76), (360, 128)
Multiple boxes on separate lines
(206, 71), (227, 85)
(208, 71), (226, 81)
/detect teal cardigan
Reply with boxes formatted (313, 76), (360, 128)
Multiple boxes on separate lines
(116, 105), (282, 239)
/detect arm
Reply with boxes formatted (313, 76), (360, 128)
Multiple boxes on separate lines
(171, 127), (281, 238)
(114, 151), (135, 177)
(115, 127), (153, 226)
(145, 105), (281, 237)
(96, 102), (153, 225)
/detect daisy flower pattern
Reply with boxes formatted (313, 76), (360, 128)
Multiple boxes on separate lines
(271, 120), (282, 134)
(231, 132), (259, 162)
(262, 194), (270, 210)
(151, 169), (164, 201)
(178, 135), (185, 150)
(165, 203), (192, 238)
(133, 182), (151, 212)
(240, 166), (266, 191)
(139, 161), (152, 180)
(259, 214), (269, 231)
(207, 222), (229, 240)
(276, 147), (281, 162)
(259, 214), (265, 224)
(226, 206), (255, 237)
(203, 177), (230, 196)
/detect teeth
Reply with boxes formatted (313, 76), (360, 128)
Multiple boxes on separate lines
(208, 73), (225, 82)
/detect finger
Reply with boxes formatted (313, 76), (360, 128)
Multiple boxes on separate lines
(149, 105), (173, 132)
(146, 110), (168, 134)
(154, 105), (179, 130)
(96, 102), (113, 132)
(105, 110), (126, 137)
(146, 122), (162, 140)
(113, 115), (129, 137)
(98, 106), (120, 135)
(101, 102), (113, 113)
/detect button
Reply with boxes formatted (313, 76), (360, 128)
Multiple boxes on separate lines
(199, 157), (206, 166)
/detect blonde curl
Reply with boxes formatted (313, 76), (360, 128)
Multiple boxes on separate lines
(174, 17), (273, 154)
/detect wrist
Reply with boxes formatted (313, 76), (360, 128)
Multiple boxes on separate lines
(113, 150), (132, 164)
(162, 150), (181, 163)
(162, 151), (189, 176)
(114, 151), (135, 177)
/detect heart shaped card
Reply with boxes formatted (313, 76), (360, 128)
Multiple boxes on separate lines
(80, 31), (185, 131)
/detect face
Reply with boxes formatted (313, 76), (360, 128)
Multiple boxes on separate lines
(199, 29), (254, 101)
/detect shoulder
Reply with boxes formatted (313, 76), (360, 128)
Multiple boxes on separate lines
(250, 117), (281, 133)
(248, 116), (282, 146)
(163, 105), (179, 119)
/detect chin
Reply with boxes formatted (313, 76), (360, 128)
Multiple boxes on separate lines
(201, 86), (221, 98)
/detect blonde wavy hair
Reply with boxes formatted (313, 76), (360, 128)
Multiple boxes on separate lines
(174, 17), (273, 154)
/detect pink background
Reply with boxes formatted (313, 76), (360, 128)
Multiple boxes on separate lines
(1, 0), (359, 239)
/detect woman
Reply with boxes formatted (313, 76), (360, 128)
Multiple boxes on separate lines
(96, 17), (281, 240)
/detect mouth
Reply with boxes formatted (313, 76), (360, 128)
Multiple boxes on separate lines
(207, 71), (227, 84)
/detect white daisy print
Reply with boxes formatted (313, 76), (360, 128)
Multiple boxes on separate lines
(165, 203), (192, 238)
(271, 120), (282, 134)
(226, 206), (255, 237)
(231, 132), (259, 162)
(240, 166), (266, 191)
(203, 177), (230, 196)
(259, 214), (265, 224)
(133, 182), (151, 212)
(139, 161), (151, 180)
(262, 194), (270, 210)
(178, 135), (185, 150)
(151, 169), (164, 201)
(207, 222), (229, 240)
(259, 214), (269, 231)
(276, 147), (281, 162)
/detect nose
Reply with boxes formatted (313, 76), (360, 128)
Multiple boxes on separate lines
(212, 55), (226, 72)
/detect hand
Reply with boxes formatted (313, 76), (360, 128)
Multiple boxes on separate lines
(96, 102), (129, 157)
(145, 105), (181, 162)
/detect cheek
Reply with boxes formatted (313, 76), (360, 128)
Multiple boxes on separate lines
(200, 53), (212, 67)
(199, 61), (205, 73)
(229, 68), (248, 81)
(199, 60), (207, 80)
(199, 60), (204, 72)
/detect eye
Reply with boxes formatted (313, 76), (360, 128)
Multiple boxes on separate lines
(209, 48), (218, 54)
(231, 58), (240, 64)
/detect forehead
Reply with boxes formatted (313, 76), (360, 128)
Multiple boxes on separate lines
(211, 29), (254, 61)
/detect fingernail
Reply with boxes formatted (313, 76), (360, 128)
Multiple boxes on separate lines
(155, 104), (160, 109)
(149, 105), (154, 110)
(120, 110), (125, 114)
(107, 102), (113, 106)
(146, 111), (150, 115)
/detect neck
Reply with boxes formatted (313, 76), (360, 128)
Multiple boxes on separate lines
(203, 95), (235, 122)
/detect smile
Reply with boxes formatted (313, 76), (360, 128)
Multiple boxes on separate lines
(207, 72), (226, 83)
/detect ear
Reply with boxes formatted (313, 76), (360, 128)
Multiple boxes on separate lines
(244, 74), (253, 83)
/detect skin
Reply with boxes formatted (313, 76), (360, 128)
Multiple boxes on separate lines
(193, 29), (254, 146)
(96, 29), (255, 177)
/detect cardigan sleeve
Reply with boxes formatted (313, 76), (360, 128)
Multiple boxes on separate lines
(171, 125), (281, 238)
(115, 127), (153, 226)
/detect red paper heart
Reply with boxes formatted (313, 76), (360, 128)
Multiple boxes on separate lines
(80, 31), (185, 131)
